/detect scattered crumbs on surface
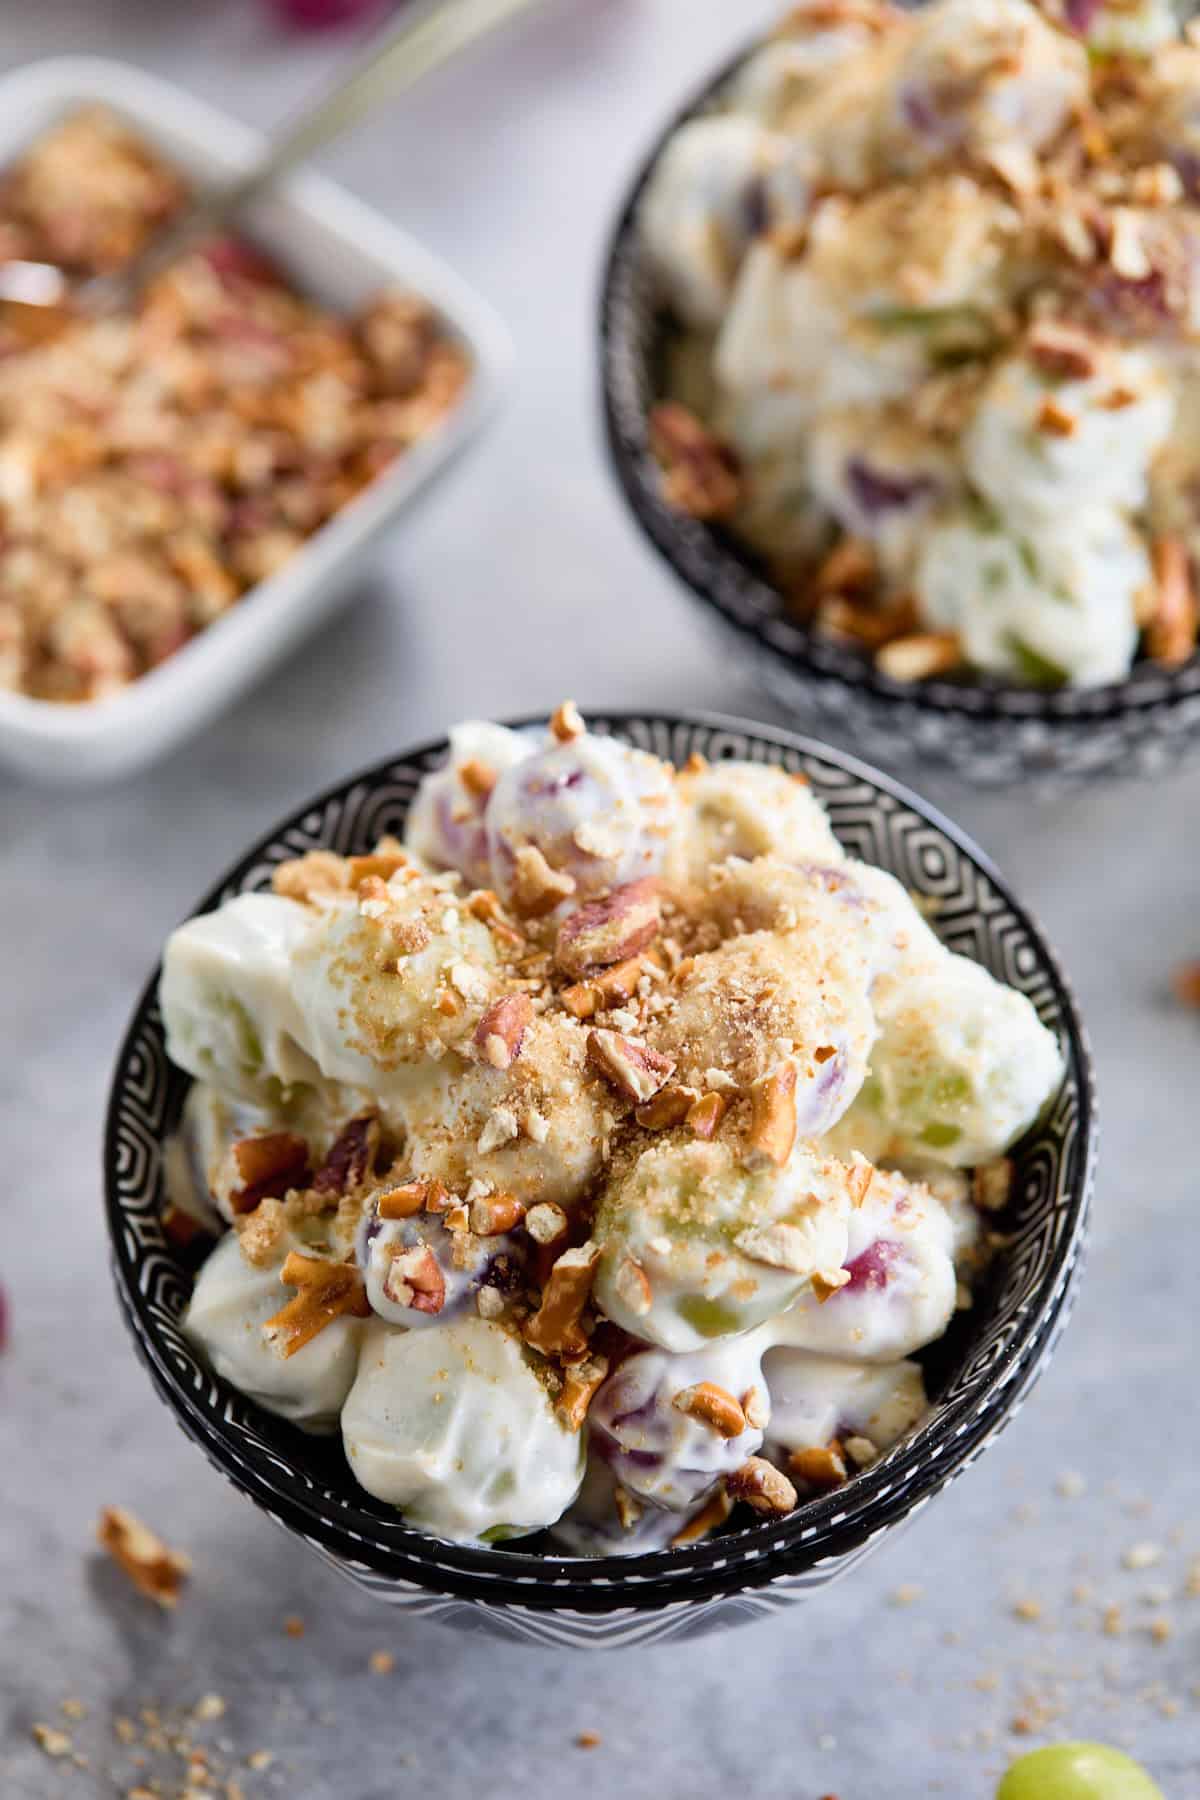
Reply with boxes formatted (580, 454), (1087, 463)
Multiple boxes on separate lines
(1103, 1604), (1124, 1636)
(891, 1583), (923, 1606)
(1186, 1559), (1200, 1596)
(247, 1749), (274, 1771)
(193, 1694), (226, 1723)
(1148, 1618), (1174, 1645)
(1071, 1583), (1093, 1604)
(1056, 1470), (1087, 1499)
(576, 1730), (602, 1750)
(974, 1672), (1000, 1693)
(60, 1697), (86, 1719)
(368, 1650), (395, 1676)
(1012, 1598), (1043, 1623)
(283, 1615), (306, 1639)
(1123, 1542), (1163, 1571)
(32, 1723), (72, 1758)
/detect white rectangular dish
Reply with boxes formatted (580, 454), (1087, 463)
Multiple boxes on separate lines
(0, 56), (512, 785)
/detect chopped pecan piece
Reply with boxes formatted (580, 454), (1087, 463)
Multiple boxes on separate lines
(587, 1027), (675, 1104)
(1026, 319), (1100, 381)
(875, 632), (962, 683)
(686, 1091), (727, 1140)
(522, 1240), (601, 1358)
(556, 1353), (610, 1430)
(746, 1063), (797, 1169)
(1145, 537), (1198, 668)
(789, 1441), (849, 1490)
(263, 1251), (370, 1355)
(725, 1457), (798, 1517)
(474, 993), (533, 1070)
(550, 699), (586, 743)
(511, 846), (577, 918)
(96, 1506), (191, 1609)
(470, 1192), (526, 1236)
(228, 1132), (310, 1214)
(649, 401), (742, 521)
(555, 879), (661, 977)
(673, 1382), (747, 1439)
(384, 1244), (446, 1315)
(312, 1113), (380, 1196)
(466, 888), (526, 948)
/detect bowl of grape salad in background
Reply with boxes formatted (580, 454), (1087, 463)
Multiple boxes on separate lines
(601, 0), (1200, 789)
(106, 711), (1094, 1647)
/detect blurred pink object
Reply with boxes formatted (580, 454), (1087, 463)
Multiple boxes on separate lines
(269, 0), (389, 29)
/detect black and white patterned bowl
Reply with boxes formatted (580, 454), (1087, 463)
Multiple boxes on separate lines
(598, 37), (1200, 791)
(105, 713), (1095, 1647)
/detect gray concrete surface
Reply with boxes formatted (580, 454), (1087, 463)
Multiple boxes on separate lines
(2, 3), (1199, 1795)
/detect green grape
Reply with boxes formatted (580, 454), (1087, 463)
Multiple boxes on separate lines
(997, 1744), (1164, 1800)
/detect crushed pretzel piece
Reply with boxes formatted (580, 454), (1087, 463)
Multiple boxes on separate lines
(1145, 537), (1198, 668)
(789, 1441), (849, 1490)
(1036, 396), (1077, 437)
(847, 1155), (874, 1208)
(523, 1240), (601, 1357)
(875, 632), (961, 683)
(264, 1251), (370, 1355)
(556, 1354), (610, 1430)
(635, 1083), (697, 1131)
(811, 1267), (852, 1304)
(973, 1158), (1014, 1213)
(673, 1381), (747, 1439)
(228, 1132), (310, 1215)
(1026, 319), (1100, 381)
(161, 1203), (210, 1250)
(613, 1256), (653, 1319)
(550, 699), (586, 743)
(613, 1483), (643, 1532)
(725, 1457), (798, 1516)
(459, 758), (497, 800)
(686, 1091), (727, 1140)
(525, 1201), (569, 1246)
(746, 1062), (798, 1168)
(511, 846), (577, 918)
(470, 1192), (526, 1236)
(272, 850), (350, 905)
(671, 1486), (734, 1547)
(96, 1506), (191, 1609)
(378, 1180), (444, 1220)
(814, 536), (876, 597)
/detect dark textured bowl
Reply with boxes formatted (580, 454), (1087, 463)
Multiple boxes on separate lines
(599, 36), (1200, 790)
(105, 713), (1095, 1646)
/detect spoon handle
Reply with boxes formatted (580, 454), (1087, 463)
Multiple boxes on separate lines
(80, 0), (545, 309)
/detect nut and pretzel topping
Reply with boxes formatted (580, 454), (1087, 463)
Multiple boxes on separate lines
(227, 1132), (310, 1214)
(648, 401), (742, 520)
(474, 993), (534, 1069)
(746, 1063), (798, 1168)
(587, 1028), (676, 1104)
(555, 880), (662, 977)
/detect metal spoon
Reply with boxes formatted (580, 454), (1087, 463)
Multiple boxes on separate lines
(0, 0), (544, 331)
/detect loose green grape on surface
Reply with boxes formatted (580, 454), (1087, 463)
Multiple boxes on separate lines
(996, 1743), (1164, 1800)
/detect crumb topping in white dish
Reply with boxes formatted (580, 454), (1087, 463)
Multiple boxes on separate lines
(162, 711), (1062, 1548)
